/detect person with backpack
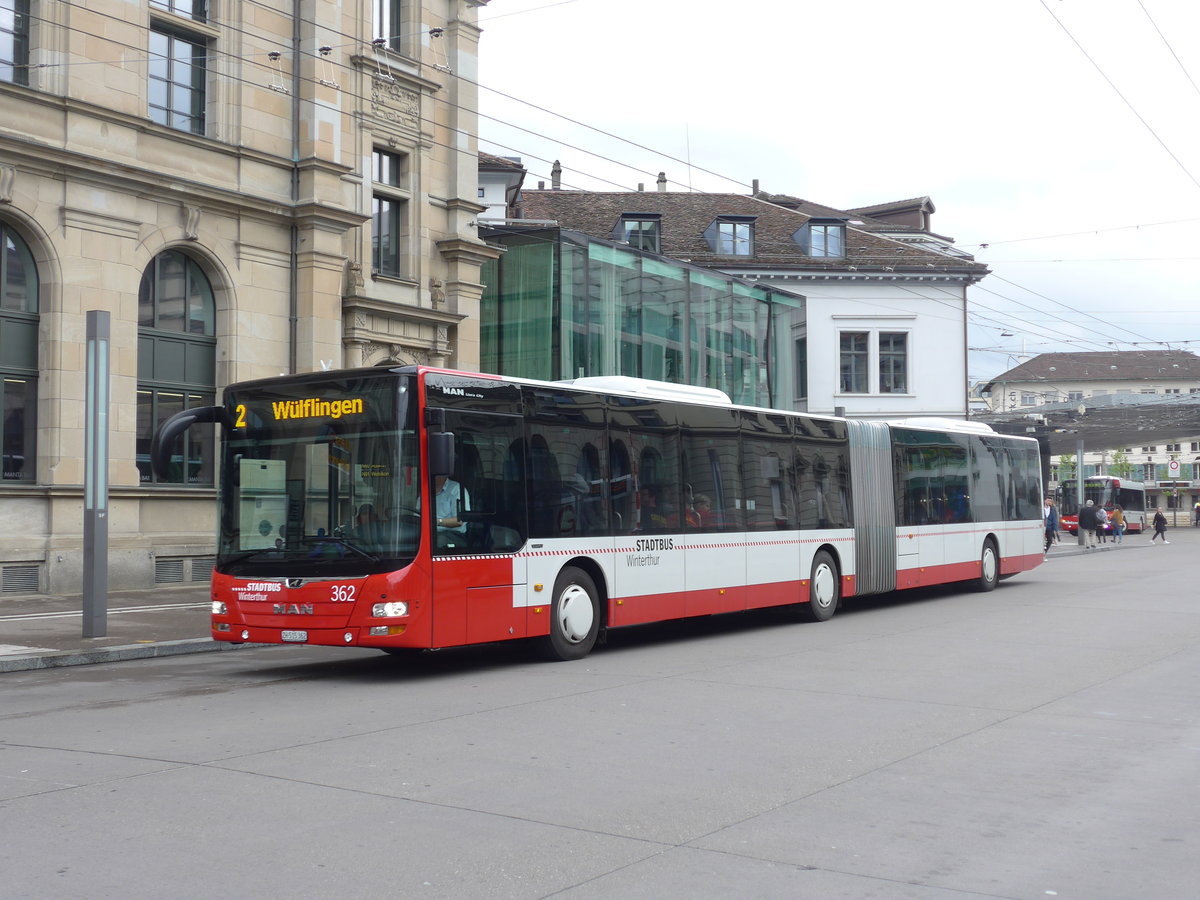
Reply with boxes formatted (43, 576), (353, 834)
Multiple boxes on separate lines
(1151, 507), (1169, 544)
(1095, 505), (1109, 544)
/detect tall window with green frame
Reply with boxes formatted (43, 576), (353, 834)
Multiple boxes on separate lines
(1, 222), (38, 481)
(137, 250), (216, 484)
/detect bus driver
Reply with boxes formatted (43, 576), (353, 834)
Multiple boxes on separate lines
(434, 474), (470, 545)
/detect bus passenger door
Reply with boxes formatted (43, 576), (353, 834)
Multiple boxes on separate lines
(429, 409), (529, 648)
(893, 453), (927, 589)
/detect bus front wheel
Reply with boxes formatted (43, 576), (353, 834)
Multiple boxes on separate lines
(803, 550), (840, 622)
(976, 539), (999, 592)
(540, 566), (600, 661)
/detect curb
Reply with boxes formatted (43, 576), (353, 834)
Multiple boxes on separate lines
(0, 639), (270, 674)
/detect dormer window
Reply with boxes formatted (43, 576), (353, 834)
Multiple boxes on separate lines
(704, 216), (755, 256)
(795, 221), (845, 258)
(616, 214), (661, 253)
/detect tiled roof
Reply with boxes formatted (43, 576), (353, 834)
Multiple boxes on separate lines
(517, 190), (986, 274)
(479, 152), (525, 171)
(988, 351), (1200, 386)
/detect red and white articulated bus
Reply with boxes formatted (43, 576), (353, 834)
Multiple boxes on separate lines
(1056, 476), (1147, 534)
(153, 366), (1044, 661)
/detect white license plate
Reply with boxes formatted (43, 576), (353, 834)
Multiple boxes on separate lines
(281, 630), (308, 642)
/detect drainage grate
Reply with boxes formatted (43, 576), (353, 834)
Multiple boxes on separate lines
(190, 557), (215, 582)
(154, 558), (185, 584)
(2, 564), (41, 594)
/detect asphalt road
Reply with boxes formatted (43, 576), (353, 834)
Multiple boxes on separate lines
(3, 534), (1198, 899)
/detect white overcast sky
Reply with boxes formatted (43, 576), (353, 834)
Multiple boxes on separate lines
(474, 0), (1200, 383)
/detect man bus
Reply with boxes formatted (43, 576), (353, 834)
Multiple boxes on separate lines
(154, 366), (1044, 661)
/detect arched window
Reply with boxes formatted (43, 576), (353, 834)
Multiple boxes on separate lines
(0, 222), (38, 482)
(136, 250), (216, 484)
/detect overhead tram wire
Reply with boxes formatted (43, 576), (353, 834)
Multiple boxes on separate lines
(18, 12), (1184, 352)
(21, 2), (747, 199)
(13, 5), (648, 195)
(20, 2), (1195, 348)
(47, 0), (1200, 236)
(1039, 0), (1200, 195)
(970, 283), (1150, 347)
(243, 0), (759, 194)
(33, 2), (1197, 260)
(959, 215), (1200, 251)
(986, 273), (1163, 345)
(1136, 0), (1200, 103)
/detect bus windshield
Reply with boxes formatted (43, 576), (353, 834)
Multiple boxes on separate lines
(1057, 481), (1111, 516)
(217, 372), (420, 578)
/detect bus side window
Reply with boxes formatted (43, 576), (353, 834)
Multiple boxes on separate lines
(610, 439), (634, 534)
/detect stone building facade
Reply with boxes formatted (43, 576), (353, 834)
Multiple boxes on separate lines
(0, 0), (495, 595)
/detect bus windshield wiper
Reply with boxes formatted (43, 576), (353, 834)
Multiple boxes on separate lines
(300, 535), (381, 562)
(220, 547), (287, 565)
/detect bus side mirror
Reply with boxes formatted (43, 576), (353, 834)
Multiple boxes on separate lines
(151, 406), (227, 480)
(429, 432), (456, 478)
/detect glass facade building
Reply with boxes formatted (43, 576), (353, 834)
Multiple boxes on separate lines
(479, 228), (800, 409)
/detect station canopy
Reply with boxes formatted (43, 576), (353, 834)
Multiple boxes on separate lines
(973, 391), (1200, 456)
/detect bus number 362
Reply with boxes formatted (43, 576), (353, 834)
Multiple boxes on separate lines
(330, 585), (356, 602)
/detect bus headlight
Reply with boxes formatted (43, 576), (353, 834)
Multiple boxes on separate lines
(372, 601), (409, 618)
(212, 601), (227, 615)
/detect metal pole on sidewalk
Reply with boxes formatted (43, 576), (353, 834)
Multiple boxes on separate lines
(1076, 438), (1086, 548)
(83, 310), (110, 638)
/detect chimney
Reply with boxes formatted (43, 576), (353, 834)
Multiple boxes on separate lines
(752, 178), (759, 195)
(637, 183), (644, 192)
(537, 181), (545, 189)
(551, 160), (562, 190)
(657, 171), (667, 192)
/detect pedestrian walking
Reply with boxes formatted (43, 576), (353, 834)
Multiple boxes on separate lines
(1095, 505), (1109, 544)
(1111, 505), (1126, 544)
(1079, 499), (1099, 548)
(1151, 506), (1169, 544)
(1043, 497), (1059, 554)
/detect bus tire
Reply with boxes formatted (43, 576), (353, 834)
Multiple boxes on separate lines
(540, 566), (600, 661)
(977, 539), (999, 592)
(803, 550), (840, 622)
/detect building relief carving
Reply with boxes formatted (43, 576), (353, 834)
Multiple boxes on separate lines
(183, 205), (201, 241)
(343, 259), (365, 298)
(371, 81), (420, 130)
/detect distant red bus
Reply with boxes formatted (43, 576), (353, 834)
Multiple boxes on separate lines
(1057, 477), (1146, 534)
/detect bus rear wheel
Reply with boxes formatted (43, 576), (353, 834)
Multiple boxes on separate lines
(540, 566), (600, 661)
(802, 550), (840, 622)
(976, 539), (999, 592)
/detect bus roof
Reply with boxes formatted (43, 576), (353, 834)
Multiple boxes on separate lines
(564, 376), (732, 405)
(885, 417), (996, 435)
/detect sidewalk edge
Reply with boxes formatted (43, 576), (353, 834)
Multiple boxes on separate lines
(0, 639), (270, 673)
